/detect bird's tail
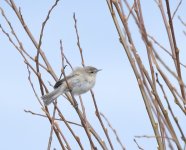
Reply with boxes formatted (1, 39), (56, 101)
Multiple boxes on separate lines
(41, 88), (62, 106)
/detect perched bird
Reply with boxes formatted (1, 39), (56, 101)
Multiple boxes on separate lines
(41, 66), (101, 106)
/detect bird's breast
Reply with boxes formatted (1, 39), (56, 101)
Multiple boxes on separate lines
(71, 77), (95, 95)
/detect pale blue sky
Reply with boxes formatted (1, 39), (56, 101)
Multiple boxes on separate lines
(1, 0), (186, 150)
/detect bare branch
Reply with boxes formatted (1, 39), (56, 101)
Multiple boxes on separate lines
(172, 0), (182, 20)
(36, 0), (60, 96)
(165, 0), (186, 102)
(178, 16), (186, 27)
(100, 113), (126, 150)
(135, 135), (176, 142)
(24, 109), (82, 127)
(73, 13), (85, 67)
(156, 73), (186, 144)
(47, 106), (56, 150)
(26, 65), (44, 106)
(133, 139), (144, 150)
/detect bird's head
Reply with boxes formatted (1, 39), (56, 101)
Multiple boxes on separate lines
(84, 66), (101, 77)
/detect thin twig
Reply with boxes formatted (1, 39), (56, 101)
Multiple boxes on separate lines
(36, 0), (60, 96)
(50, 107), (70, 150)
(172, 0), (182, 20)
(135, 135), (176, 142)
(64, 54), (74, 70)
(165, 0), (186, 103)
(126, 2), (135, 21)
(73, 13), (85, 67)
(156, 73), (186, 144)
(79, 96), (87, 123)
(59, 65), (67, 80)
(183, 30), (186, 37)
(26, 65), (44, 106)
(41, 108), (66, 150)
(148, 33), (186, 68)
(100, 113), (126, 150)
(5, 0), (11, 6)
(178, 16), (186, 27)
(56, 107), (84, 150)
(156, 0), (177, 67)
(133, 139), (144, 150)
(53, 120), (71, 150)
(24, 109), (82, 127)
(38, 0), (60, 52)
(90, 91), (114, 150)
(47, 105), (57, 150)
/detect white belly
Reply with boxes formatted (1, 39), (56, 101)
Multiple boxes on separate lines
(72, 80), (95, 95)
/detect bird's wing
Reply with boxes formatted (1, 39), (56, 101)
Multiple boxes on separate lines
(54, 74), (77, 89)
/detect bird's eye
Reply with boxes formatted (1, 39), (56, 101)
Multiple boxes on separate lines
(90, 71), (94, 74)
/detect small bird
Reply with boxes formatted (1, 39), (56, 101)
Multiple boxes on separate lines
(41, 66), (101, 106)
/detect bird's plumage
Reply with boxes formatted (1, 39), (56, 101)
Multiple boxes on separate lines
(41, 66), (100, 106)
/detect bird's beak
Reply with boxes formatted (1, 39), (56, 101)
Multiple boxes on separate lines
(96, 69), (102, 73)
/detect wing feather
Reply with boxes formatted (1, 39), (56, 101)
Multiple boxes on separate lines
(54, 74), (76, 89)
